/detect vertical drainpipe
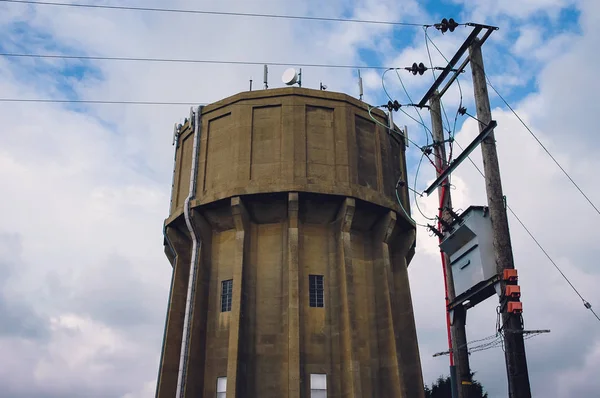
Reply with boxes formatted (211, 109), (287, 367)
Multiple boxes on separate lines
(156, 122), (182, 398)
(176, 105), (204, 398)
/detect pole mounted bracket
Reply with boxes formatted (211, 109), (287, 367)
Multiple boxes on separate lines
(424, 120), (498, 196)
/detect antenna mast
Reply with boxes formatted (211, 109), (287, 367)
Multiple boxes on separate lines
(264, 65), (268, 89)
(358, 70), (364, 101)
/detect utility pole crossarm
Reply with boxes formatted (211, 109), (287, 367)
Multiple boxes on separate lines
(424, 120), (497, 196)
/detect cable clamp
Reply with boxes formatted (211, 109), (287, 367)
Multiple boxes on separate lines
(427, 224), (444, 239)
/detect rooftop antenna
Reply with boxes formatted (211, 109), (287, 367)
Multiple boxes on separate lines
(264, 65), (268, 89)
(172, 122), (179, 146)
(320, 82), (327, 90)
(282, 67), (302, 87)
(249, 78), (253, 91)
(358, 69), (364, 101)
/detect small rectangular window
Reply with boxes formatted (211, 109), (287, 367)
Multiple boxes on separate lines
(216, 376), (227, 398)
(309, 275), (324, 308)
(310, 373), (327, 398)
(221, 280), (233, 312)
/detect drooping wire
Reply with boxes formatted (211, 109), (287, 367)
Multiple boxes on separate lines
(423, 28), (460, 165)
(413, 154), (437, 221)
(454, 139), (600, 323)
(424, 30), (465, 162)
(423, 27), (453, 133)
(367, 105), (421, 148)
(381, 69), (395, 102)
(367, 103), (439, 226)
(366, 105), (429, 228)
(394, 69), (433, 143)
(382, 69), (432, 146)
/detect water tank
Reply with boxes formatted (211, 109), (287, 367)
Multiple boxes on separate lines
(157, 87), (424, 398)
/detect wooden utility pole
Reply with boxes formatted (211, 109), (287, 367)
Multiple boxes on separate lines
(469, 38), (531, 398)
(430, 93), (472, 398)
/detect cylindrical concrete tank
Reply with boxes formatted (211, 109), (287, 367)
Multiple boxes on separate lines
(157, 87), (423, 398)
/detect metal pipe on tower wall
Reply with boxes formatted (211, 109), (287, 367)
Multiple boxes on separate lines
(155, 122), (182, 398)
(176, 105), (204, 398)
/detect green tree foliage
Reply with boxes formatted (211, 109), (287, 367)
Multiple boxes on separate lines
(424, 374), (488, 398)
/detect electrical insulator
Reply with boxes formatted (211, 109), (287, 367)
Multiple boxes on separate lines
(409, 62), (427, 75)
(387, 100), (401, 112)
(436, 18), (459, 33)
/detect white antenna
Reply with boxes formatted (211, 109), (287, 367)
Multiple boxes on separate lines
(263, 65), (268, 89)
(172, 122), (180, 146)
(358, 69), (364, 101)
(282, 68), (298, 85)
(282, 67), (302, 87)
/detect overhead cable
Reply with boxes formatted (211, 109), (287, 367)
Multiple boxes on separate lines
(0, 0), (426, 26)
(0, 98), (202, 105)
(484, 75), (600, 219)
(454, 139), (600, 323)
(425, 31), (600, 219)
(0, 52), (391, 70)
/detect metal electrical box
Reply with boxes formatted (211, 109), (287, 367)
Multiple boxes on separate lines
(440, 206), (496, 301)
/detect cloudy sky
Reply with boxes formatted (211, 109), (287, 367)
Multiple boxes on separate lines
(1, 0), (599, 397)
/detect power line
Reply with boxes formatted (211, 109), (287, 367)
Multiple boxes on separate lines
(0, 98), (407, 108)
(505, 204), (600, 323)
(0, 52), (391, 70)
(427, 30), (600, 219)
(454, 139), (600, 323)
(423, 28), (453, 134)
(0, 98), (202, 105)
(484, 75), (600, 218)
(422, 32), (599, 322)
(0, 0), (425, 27)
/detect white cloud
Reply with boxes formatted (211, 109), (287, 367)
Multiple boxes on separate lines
(1, 0), (599, 397)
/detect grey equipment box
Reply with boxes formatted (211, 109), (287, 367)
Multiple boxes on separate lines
(440, 206), (497, 302)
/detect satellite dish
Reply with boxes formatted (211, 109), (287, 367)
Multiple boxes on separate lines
(282, 68), (298, 85)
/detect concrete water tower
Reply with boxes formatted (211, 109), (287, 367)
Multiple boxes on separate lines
(156, 87), (424, 398)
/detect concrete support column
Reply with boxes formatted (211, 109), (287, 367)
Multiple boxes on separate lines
(227, 197), (250, 397)
(390, 228), (424, 398)
(373, 211), (405, 397)
(335, 198), (363, 398)
(157, 226), (191, 398)
(185, 209), (212, 397)
(287, 193), (300, 398)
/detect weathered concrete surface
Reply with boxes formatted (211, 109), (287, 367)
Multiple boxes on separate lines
(157, 88), (424, 398)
